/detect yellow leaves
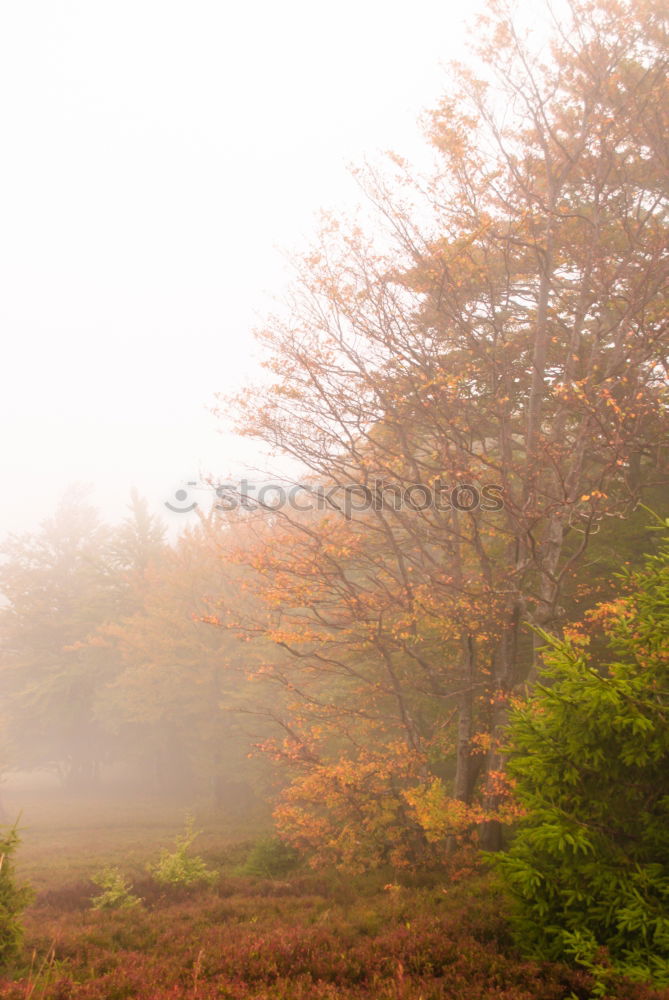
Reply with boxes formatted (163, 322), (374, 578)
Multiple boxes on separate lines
(470, 730), (493, 754)
(563, 626), (590, 648)
(405, 778), (480, 840)
(273, 746), (429, 869)
(584, 597), (632, 633)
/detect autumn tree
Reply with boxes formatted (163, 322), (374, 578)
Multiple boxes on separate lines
(216, 499), (478, 868)
(219, 0), (669, 858)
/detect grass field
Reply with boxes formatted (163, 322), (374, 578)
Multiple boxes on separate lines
(2, 782), (266, 891)
(0, 784), (667, 1000)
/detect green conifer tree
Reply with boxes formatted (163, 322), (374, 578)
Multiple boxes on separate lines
(495, 520), (669, 988)
(0, 824), (32, 969)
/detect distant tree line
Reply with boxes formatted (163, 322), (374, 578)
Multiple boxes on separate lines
(0, 487), (280, 810)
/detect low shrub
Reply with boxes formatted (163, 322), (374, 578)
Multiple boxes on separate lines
(90, 867), (141, 911)
(241, 837), (301, 878)
(150, 817), (217, 888)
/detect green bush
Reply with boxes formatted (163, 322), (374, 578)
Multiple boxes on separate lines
(0, 823), (32, 968)
(150, 817), (217, 888)
(90, 866), (142, 910)
(494, 522), (669, 989)
(242, 835), (301, 878)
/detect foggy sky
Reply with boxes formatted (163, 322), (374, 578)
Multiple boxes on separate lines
(0, 0), (490, 537)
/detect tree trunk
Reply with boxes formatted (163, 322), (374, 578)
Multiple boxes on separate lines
(479, 606), (521, 850)
(452, 635), (475, 803)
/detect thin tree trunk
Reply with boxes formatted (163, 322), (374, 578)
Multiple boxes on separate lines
(479, 605), (521, 851)
(452, 636), (475, 803)
(446, 636), (475, 853)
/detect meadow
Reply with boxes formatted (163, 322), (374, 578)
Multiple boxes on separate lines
(1, 784), (667, 1000)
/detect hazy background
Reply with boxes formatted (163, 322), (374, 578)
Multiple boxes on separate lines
(0, 0), (492, 537)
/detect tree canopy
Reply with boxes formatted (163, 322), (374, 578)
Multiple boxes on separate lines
(214, 0), (669, 856)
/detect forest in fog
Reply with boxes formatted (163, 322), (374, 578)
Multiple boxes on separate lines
(0, 0), (668, 996)
(0, 488), (268, 805)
